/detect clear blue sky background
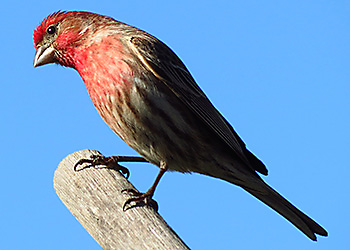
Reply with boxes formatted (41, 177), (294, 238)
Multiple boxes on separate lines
(1, 1), (348, 249)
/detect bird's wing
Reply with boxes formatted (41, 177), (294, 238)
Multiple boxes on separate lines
(129, 35), (267, 174)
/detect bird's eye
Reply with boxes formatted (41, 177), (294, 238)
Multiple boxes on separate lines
(47, 25), (56, 35)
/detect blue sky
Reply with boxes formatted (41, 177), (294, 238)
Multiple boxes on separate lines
(1, 1), (348, 249)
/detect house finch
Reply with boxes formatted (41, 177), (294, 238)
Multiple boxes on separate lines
(33, 11), (327, 240)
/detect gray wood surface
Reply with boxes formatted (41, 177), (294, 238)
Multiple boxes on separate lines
(54, 149), (190, 250)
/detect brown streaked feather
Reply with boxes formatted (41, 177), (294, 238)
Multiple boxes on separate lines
(129, 36), (268, 175)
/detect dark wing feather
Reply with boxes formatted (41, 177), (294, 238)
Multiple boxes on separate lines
(129, 36), (267, 175)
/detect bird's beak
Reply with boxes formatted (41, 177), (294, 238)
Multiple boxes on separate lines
(34, 44), (57, 67)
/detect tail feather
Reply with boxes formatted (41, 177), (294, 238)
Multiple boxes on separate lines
(242, 181), (328, 241)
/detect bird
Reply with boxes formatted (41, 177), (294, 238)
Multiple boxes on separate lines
(33, 11), (327, 241)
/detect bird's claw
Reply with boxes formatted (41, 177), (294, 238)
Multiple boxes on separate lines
(74, 155), (130, 179)
(122, 188), (158, 212)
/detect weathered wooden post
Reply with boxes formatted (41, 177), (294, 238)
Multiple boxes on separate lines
(54, 149), (190, 250)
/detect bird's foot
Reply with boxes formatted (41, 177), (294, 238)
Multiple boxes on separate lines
(122, 188), (158, 212)
(74, 155), (130, 179)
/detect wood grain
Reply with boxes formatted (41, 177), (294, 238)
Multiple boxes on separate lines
(54, 149), (190, 250)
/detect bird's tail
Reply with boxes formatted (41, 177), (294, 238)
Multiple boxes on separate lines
(240, 180), (328, 241)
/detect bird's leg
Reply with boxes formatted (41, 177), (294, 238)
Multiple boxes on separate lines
(74, 154), (147, 179)
(122, 161), (167, 211)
